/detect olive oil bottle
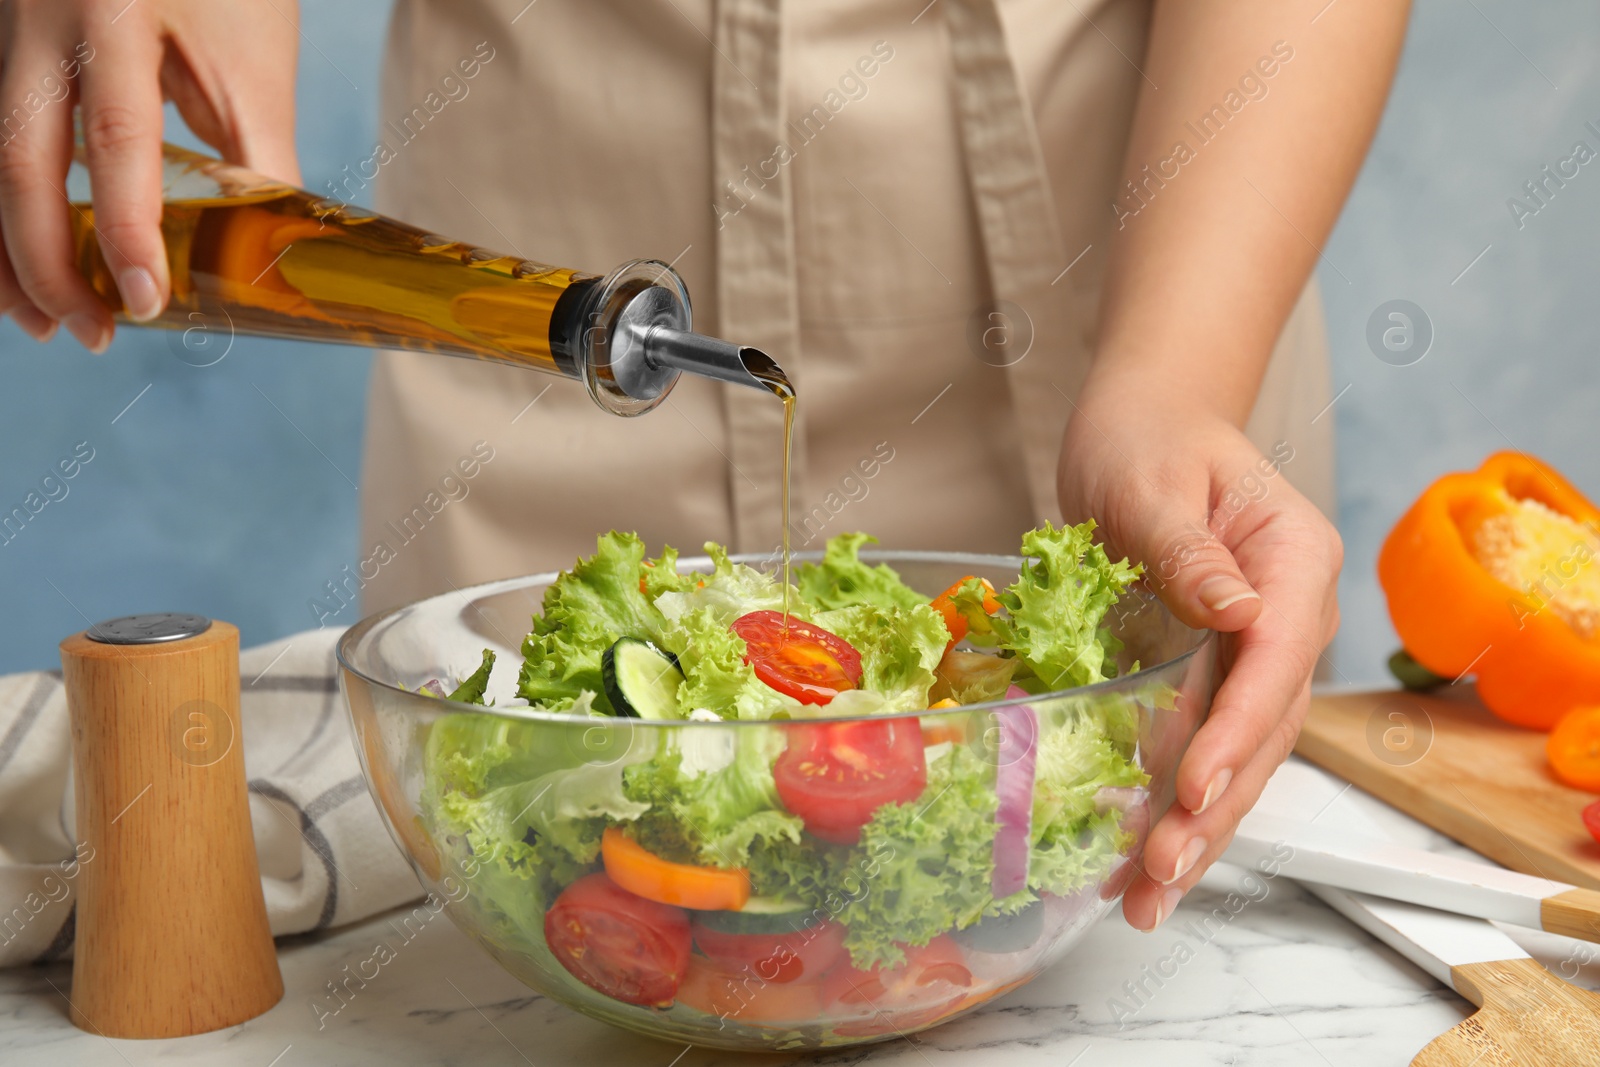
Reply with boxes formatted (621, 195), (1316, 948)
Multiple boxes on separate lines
(66, 142), (778, 416)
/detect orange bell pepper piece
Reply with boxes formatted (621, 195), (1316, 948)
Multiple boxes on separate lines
(930, 576), (1001, 651)
(1379, 451), (1600, 729)
(1548, 706), (1600, 790)
(600, 826), (750, 911)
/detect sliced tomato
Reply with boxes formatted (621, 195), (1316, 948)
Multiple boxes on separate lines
(1583, 799), (1600, 846)
(731, 611), (862, 705)
(544, 872), (691, 1007)
(774, 718), (927, 843)
(675, 955), (827, 1026)
(929, 576), (1001, 650)
(821, 936), (974, 1036)
(692, 918), (847, 985)
(601, 826), (750, 911)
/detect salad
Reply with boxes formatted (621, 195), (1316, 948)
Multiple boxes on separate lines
(419, 522), (1157, 1038)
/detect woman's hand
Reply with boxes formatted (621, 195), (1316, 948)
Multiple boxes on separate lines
(1052, 0), (1405, 929)
(1058, 386), (1342, 930)
(0, 0), (299, 351)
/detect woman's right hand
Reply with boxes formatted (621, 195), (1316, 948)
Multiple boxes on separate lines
(0, 0), (300, 351)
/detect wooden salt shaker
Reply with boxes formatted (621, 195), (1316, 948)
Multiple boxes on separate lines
(60, 614), (282, 1038)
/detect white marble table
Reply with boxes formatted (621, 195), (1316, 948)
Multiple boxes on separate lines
(5, 772), (1598, 1067)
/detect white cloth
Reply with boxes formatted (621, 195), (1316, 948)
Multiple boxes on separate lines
(0, 629), (421, 966)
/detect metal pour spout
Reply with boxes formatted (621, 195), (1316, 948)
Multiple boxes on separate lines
(643, 327), (778, 393)
(572, 261), (791, 414)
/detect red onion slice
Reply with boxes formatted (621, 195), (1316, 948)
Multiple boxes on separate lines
(991, 685), (1039, 898)
(420, 679), (449, 699)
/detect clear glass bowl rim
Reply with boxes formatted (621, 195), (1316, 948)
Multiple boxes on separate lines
(335, 549), (1216, 729)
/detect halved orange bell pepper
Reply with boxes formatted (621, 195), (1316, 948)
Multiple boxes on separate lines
(1379, 451), (1600, 729)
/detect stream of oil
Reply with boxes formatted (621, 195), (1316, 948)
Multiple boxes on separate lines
(743, 351), (796, 625)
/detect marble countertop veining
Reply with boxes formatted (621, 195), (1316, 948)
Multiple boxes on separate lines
(5, 785), (1599, 1067)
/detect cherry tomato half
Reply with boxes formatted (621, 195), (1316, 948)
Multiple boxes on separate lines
(774, 717), (927, 843)
(544, 873), (691, 1007)
(821, 935), (974, 1036)
(691, 918), (847, 985)
(732, 611), (863, 705)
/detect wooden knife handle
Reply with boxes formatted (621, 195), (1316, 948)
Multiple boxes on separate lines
(1540, 886), (1600, 942)
(1412, 957), (1600, 1066)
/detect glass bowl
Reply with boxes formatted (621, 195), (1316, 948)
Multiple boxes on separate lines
(337, 552), (1217, 1051)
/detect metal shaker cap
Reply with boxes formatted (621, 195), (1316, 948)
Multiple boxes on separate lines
(87, 613), (213, 645)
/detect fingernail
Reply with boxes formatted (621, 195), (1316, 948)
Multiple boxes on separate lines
(1150, 887), (1184, 929)
(9, 306), (56, 342)
(117, 267), (163, 322)
(1162, 836), (1207, 885)
(1196, 768), (1233, 814)
(1198, 575), (1260, 612)
(63, 313), (109, 354)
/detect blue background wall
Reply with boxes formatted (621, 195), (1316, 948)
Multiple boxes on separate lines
(0, 0), (1596, 684)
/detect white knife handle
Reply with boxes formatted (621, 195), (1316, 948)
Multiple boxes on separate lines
(1227, 812), (1570, 932)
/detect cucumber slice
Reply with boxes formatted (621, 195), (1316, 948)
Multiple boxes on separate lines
(601, 638), (684, 720)
(691, 896), (815, 935)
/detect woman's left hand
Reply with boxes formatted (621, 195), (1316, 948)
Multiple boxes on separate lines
(1057, 386), (1342, 930)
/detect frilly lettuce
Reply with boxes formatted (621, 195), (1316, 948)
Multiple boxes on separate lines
(656, 606), (803, 721)
(834, 743), (1003, 967)
(1025, 695), (1148, 896)
(814, 602), (949, 712)
(420, 711), (653, 910)
(623, 728), (804, 867)
(795, 532), (925, 611)
(517, 532), (692, 713)
(655, 542), (802, 625)
(991, 521), (1142, 691)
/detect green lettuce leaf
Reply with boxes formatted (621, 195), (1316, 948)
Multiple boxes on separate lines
(517, 532), (687, 712)
(445, 649), (496, 705)
(814, 602), (949, 712)
(990, 521), (1141, 691)
(656, 606), (803, 721)
(623, 728), (804, 867)
(834, 744), (1002, 968)
(655, 542), (801, 626)
(1025, 694), (1149, 897)
(420, 711), (654, 917)
(796, 532), (926, 612)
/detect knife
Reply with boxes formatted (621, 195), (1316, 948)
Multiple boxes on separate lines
(1226, 758), (1600, 943)
(1224, 811), (1600, 943)
(1237, 759), (1600, 1062)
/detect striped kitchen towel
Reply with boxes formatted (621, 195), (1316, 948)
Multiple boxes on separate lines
(0, 628), (423, 966)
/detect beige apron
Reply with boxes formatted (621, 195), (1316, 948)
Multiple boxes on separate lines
(356, 0), (1334, 617)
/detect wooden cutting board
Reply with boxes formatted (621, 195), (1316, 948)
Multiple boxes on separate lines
(1296, 687), (1600, 890)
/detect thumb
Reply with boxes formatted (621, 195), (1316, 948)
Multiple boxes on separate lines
(1124, 511), (1263, 633)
